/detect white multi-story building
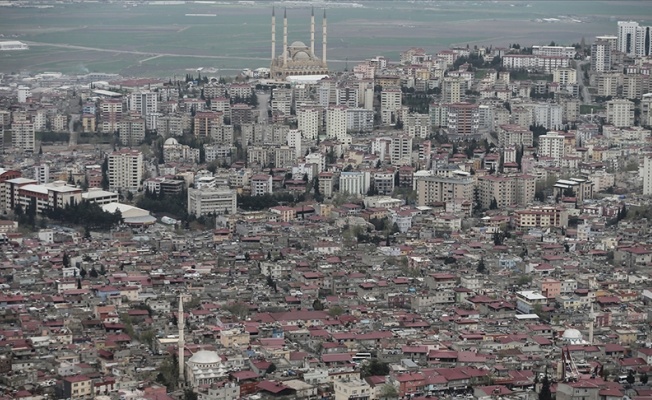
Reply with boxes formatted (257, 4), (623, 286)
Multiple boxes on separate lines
(34, 164), (50, 184)
(326, 105), (349, 143)
(617, 21), (652, 57)
(297, 107), (320, 140)
(128, 91), (158, 125)
(17, 86), (31, 103)
(502, 55), (570, 72)
(287, 129), (302, 158)
(187, 187), (237, 216)
(532, 45), (576, 58)
(606, 99), (635, 128)
(404, 113), (431, 138)
(552, 68), (577, 85)
(346, 108), (374, 133)
(591, 40), (611, 72)
(381, 89), (402, 125)
(250, 174), (272, 196)
(442, 77), (463, 104)
(108, 149), (143, 192)
(643, 156), (652, 196)
(12, 121), (35, 152)
(390, 135), (413, 165)
(538, 132), (565, 161)
(339, 171), (371, 195)
(534, 103), (563, 130)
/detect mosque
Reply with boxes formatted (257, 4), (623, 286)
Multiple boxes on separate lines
(270, 8), (329, 80)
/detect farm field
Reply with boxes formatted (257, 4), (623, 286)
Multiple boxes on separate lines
(0, 1), (651, 77)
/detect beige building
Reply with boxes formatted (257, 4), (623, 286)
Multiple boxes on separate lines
(334, 378), (373, 400)
(11, 120), (35, 152)
(381, 89), (402, 125)
(62, 375), (93, 399)
(219, 328), (250, 348)
(606, 99), (635, 127)
(477, 174), (535, 209)
(414, 172), (474, 206)
(108, 149), (143, 193)
(514, 206), (568, 229)
(119, 115), (146, 146)
(187, 187), (237, 216)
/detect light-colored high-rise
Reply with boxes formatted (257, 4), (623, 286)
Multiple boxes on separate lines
(11, 121), (35, 152)
(326, 105), (348, 142)
(591, 40), (611, 72)
(108, 149), (143, 192)
(442, 77), (463, 104)
(643, 156), (652, 195)
(617, 21), (652, 57)
(606, 99), (635, 127)
(297, 107), (320, 140)
(380, 89), (402, 125)
(187, 187), (237, 216)
(413, 171), (474, 206)
(538, 132), (565, 161)
(119, 116), (146, 146)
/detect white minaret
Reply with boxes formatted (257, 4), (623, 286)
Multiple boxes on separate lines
(271, 7), (276, 62)
(588, 302), (595, 344)
(283, 8), (288, 67)
(310, 7), (315, 56)
(178, 294), (185, 383)
(322, 9), (327, 64)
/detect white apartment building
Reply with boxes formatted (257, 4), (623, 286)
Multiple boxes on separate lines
(643, 156), (652, 196)
(17, 86), (31, 103)
(391, 135), (413, 165)
(617, 21), (652, 57)
(326, 105), (349, 143)
(346, 108), (374, 133)
(591, 40), (611, 72)
(250, 174), (273, 196)
(442, 76), (463, 104)
(271, 88), (292, 115)
(413, 171), (474, 206)
(108, 149), (143, 192)
(305, 152), (326, 173)
(381, 89), (402, 125)
(534, 103), (563, 130)
(34, 164), (50, 184)
(552, 68), (577, 85)
(538, 132), (565, 161)
(532, 45), (576, 58)
(404, 112), (431, 138)
(606, 99), (635, 128)
(12, 121), (35, 152)
(297, 107), (320, 140)
(287, 129), (302, 158)
(128, 91), (158, 128)
(502, 55), (570, 72)
(339, 171), (371, 195)
(187, 187), (237, 216)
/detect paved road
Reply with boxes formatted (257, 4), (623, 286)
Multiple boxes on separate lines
(257, 92), (270, 124)
(575, 60), (591, 103)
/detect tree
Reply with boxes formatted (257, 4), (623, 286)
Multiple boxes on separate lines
(89, 267), (99, 278)
(183, 390), (198, 400)
(539, 375), (552, 400)
(328, 305), (344, 317)
(362, 359), (390, 377)
(489, 198), (498, 210)
(379, 384), (399, 400)
(627, 371), (635, 384)
(80, 267), (87, 279)
(265, 362), (277, 375)
(640, 373), (648, 385)
(477, 258), (486, 274)
(312, 298), (325, 310)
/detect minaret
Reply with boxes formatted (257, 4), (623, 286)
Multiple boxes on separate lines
(310, 7), (315, 56)
(588, 302), (595, 344)
(322, 9), (327, 64)
(283, 8), (288, 67)
(178, 294), (185, 383)
(271, 7), (276, 62)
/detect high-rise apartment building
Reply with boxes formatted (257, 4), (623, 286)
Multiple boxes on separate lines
(380, 89), (402, 125)
(447, 103), (479, 138)
(538, 133), (565, 161)
(617, 21), (652, 57)
(297, 107), (320, 140)
(108, 149), (143, 192)
(643, 156), (652, 196)
(606, 99), (635, 127)
(11, 120), (35, 152)
(413, 171), (474, 206)
(326, 105), (348, 142)
(591, 40), (611, 72)
(477, 174), (536, 209)
(100, 99), (123, 133)
(534, 103), (563, 130)
(128, 91), (158, 129)
(442, 77), (463, 104)
(119, 116), (146, 147)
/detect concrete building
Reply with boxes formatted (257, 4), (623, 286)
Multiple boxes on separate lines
(250, 174), (273, 196)
(606, 99), (635, 128)
(108, 149), (143, 193)
(34, 164), (49, 185)
(533, 103), (563, 130)
(100, 99), (123, 133)
(297, 107), (320, 140)
(346, 108), (374, 133)
(498, 125), (534, 147)
(390, 135), (413, 165)
(11, 120), (35, 152)
(187, 187), (237, 217)
(447, 102), (479, 138)
(442, 76), (463, 104)
(617, 21), (652, 57)
(552, 68), (577, 85)
(477, 174), (536, 209)
(404, 113), (431, 139)
(590, 40), (611, 72)
(642, 156), (652, 195)
(119, 116), (146, 146)
(538, 132), (565, 162)
(339, 171), (371, 195)
(381, 89), (402, 125)
(128, 91), (158, 128)
(414, 171), (474, 206)
(326, 105), (348, 142)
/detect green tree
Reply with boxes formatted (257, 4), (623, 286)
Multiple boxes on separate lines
(328, 305), (344, 317)
(477, 258), (486, 274)
(539, 375), (552, 400)
(361, 359), (390, 377)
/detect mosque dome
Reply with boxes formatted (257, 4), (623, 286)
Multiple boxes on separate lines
(188, 350), (221, 365)
(562, 328), (583, 341)
(290, 41), (307, 48)
(294, 51), (311, 60)
(164, 137), (179, 146)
